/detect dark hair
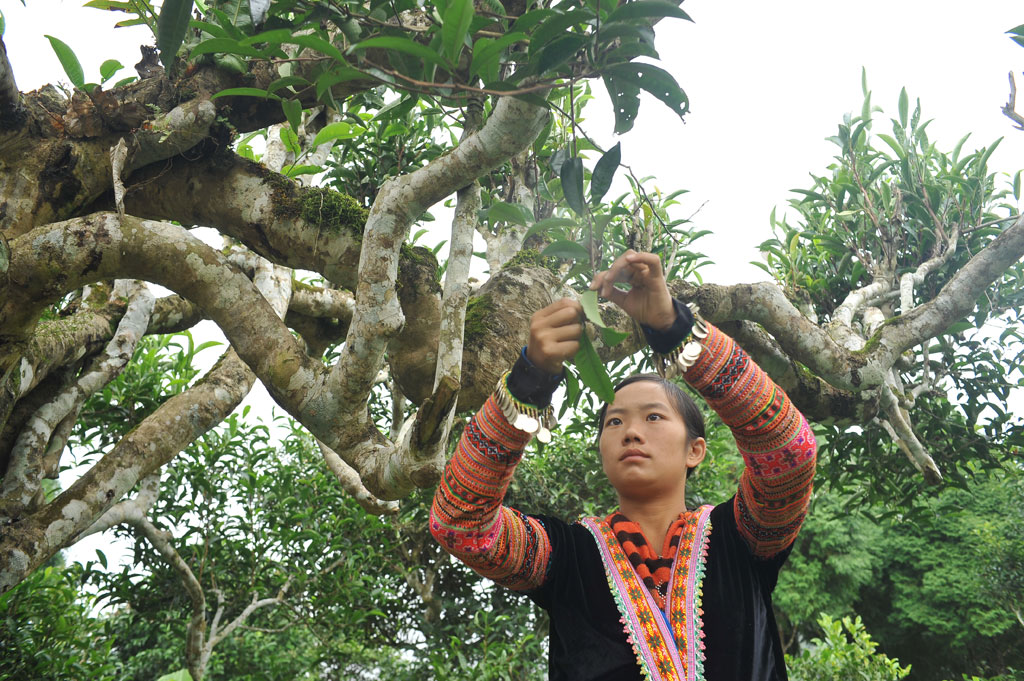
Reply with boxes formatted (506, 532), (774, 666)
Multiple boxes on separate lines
(596, 374), (706, 478)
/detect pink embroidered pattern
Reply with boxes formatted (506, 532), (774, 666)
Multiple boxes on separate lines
(581, 505), (713, 681)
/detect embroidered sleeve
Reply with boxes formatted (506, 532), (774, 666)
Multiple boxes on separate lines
(680, 323), (818, 558)
(429, 395), (552, 591)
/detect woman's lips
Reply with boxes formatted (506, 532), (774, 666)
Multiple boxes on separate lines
(620, 448), (648, 461)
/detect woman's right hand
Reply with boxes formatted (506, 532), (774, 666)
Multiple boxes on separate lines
(526, 298), (584, 375)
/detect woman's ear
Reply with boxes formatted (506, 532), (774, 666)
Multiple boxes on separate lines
(686, 437), (707, 470)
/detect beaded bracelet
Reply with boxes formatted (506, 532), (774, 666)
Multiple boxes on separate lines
(651, 303), (708, 379)
(493, 371), (557, 443)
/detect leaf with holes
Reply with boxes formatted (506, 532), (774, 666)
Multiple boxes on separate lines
(603, 63), (688, 121)
(604, 74), (641, 134)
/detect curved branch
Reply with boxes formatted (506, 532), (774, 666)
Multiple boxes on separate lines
(716, 320), (878, 424)
(317, 440), (398, 515)
(868, 214), (1024, 377)
(0, 282), (154, 522)
(877, 384), (942, 483)
(0, 347), (255, 593)
(116, 149), (366, 287)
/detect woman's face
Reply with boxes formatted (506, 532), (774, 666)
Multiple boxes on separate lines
(599, 381), (706, 501)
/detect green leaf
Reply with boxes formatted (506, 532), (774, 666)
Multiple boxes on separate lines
(875, 133), (905, 159)
(351, 37), (447, 68)
(542, 239), (590, 261)
(284, 164), (322, 178)
(315, 68), (369, 100)
(44, 35), (85, 88)
(238, 28), (295, 46)
(590, 142), (620, 205)
(282, 98), (302, 134)
(603, 63), (688, 120)
(442, 0), (474, 64)
(285, 34), (347, 63)
(279, 126), (300, 155)
(99, 59), (124, 82)
(560, 156), (585, 216)
(510, 8), (558, 34)
(898, 86), (908, 128)
(155, 671), (192, 681)
(95, 549), (107, 569)
(210, 86), (279, 100)
(573, 332), (615, 403)
(579, 289), (606, 327)
(190, 37), (262, 58)
(486, 201), (533, 226)
(977, 136), (1002, 171)
(523, 216), (576, 240)
(310, 121), (361, 148)
(470, 31), (527, 80)
(157, 0), (195, 69)
(601, 326), (630, 346)
(267, 75), (311, 95)
(605, 0), (692, 24)
(535, 34), (587, 75)
(529, 9), (591, 56)
(603, 73), (640, 133)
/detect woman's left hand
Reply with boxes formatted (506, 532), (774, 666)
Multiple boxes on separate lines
(590, 250), (676, 330)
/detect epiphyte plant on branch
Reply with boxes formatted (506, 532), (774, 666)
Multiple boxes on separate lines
(1, 1), (1024, 678)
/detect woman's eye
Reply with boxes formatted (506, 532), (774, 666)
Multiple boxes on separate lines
(606, 417), (621, 427)
(647, 413), (662, 421)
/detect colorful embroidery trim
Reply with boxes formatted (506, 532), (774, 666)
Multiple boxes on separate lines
(581, 506), (713, 681)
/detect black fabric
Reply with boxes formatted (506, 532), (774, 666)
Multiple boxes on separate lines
(640, 297), (695, 354)
(507, 348), (565, 407)
(526, 498), (791, 681)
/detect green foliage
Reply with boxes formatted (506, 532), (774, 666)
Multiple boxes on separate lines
(775, 463), (1024, 681)
(69, 332), (216, 463)
(755, 84), (1024, 508)
(157, 0), (196, 70)
(151, 0), (691, 136)
(786, 614), (911, 681)
(0, 564), (116, 681)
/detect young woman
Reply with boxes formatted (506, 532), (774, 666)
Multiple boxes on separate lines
(430, 251), (817, 681)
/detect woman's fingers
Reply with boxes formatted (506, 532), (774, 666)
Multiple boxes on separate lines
(527, 298), (584, 373)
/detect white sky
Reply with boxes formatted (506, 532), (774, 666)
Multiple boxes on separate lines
(4, 1), (1024, 570)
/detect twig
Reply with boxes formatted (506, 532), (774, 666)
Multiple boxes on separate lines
(1003, 72), (1024, 130)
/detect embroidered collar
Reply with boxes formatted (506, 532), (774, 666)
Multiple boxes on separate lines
(580, 505), (713, 681)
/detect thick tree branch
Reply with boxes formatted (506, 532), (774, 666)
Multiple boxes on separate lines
(0, 346), (255, 593)
(867, 214), (1024, 380)
(717, 320), (878, 424)
(1, 99), (216, 238)
(0, 281), (153, 522)
(900, 223), (960, 314)
(317, 440), (399, 515)
(115, 149), (366, 287)
(0, 36), (25, 132)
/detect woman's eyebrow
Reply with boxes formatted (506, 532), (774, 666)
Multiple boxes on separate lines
(605, 402), (671, 417)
